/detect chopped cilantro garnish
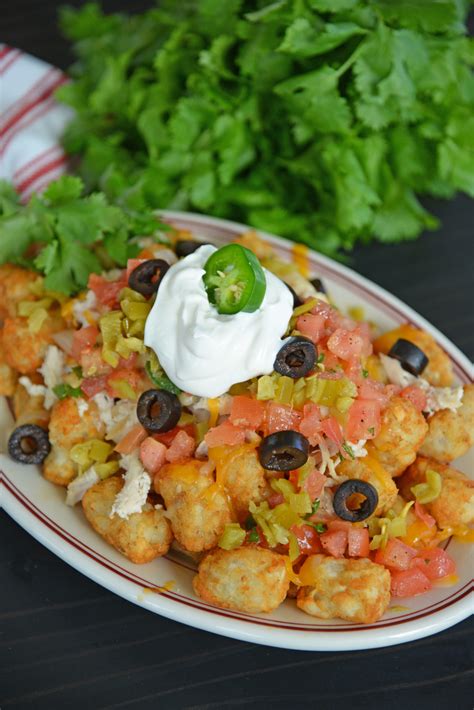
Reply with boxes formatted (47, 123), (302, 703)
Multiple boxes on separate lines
(248, 529), (260, 543)
(72, 365), (83, 378)
(53, 383), (84, 399)
(362, 369), (369, 378)
(342, 442), (355, 460)
(310, 499), (320, 515)
(310, 523), (327, 534)
(317, 353), (325, 364)
(368, 426), (375, 436)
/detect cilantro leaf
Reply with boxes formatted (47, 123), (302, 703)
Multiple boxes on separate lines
(53, 383), (84, 399)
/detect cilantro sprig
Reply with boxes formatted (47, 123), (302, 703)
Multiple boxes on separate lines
(0, 177), (166, 296)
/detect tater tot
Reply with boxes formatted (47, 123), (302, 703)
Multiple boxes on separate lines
(373, 325), (453, 387)
(156, 461), (232, 552)
(0, 329), (18, 396)
(2, 315), (63, 374)
(419, 384), (474, 462)
(338, 457), (398, 515)
(213, 445), (267, 521)
(297, 555), (391, 624)
(43, 397), (104, 486)
(0, 264), (41, 319)
(193, 547), (289, 613)
(366, 397), (428, 477)
(398, 457), (474, 528)
(82, 476), (172, 564)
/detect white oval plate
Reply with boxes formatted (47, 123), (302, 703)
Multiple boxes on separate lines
(1, 211), (473, 651)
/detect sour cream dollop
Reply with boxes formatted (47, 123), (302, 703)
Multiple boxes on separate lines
(144, 245), (293, 398)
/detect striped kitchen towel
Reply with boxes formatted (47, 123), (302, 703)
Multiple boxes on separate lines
(0, 44), (73, 202)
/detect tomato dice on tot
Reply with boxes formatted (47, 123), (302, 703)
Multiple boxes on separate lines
(390, 567), (432, 597)
(229, 396), (265, 429)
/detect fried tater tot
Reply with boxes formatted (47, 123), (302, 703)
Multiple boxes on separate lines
(338, 457), (398, 515)
(82, 476), (172, 564)
(2, 315), (63, 374)
(156, 460), (232, 552)
(373, 324), (453, 387)
(43, 397), (104, 486)
(366, 396), (428, 477)
(0, 329), (18, 396)
(12, 377), (49, 428)
(193, 547), (289, 613)
(419, 384), (474, 462)
(0, 264), (41, 320)
(398, 456), (474, 528)
(297, 555), (391, 624)
(213, 445), (267, 522)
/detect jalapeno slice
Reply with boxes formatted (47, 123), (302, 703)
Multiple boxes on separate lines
(202, 244), (266, 315)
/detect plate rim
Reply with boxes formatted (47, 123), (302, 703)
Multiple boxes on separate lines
(2, 209), (473, 651)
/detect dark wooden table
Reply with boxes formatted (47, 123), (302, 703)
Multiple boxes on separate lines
(1, 3), (473, 708)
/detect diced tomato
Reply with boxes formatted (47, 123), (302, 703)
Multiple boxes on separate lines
(303, 469), (326, 501)
(299, 403), (322, 445)
(347, 528), (370, 558)
(327, 327), (371, 361)
(320, 416), (344, 447)
(88, 272), (127, 308)
(118, 352), (139, 370)
(139, 437), (167, 474)
(346, 398), (381, 441)
(81, 375), (109, 399)
(205, 419), (246, 448)
(374, 539), (418, 571)
(296, 314), (325, 344)
(126, 258), (146, 281)
(414, 500), (436, 528)
(327, 520), (352, 533)
(265, 402), (302, 436)
(229, 396), (265, 430)
(390, 567), (432, 597)
(115, 424), (148, 455)
(268, 492), (285, 509)
(411, 548), (456, 580)
(153, 424), (194, 447)
(107, 368), (143, 398)
(400, 385), (427, 412)
(358, 379), (390, 407)
(291, 524), (322, 555)
(311, 299), (332, 320)
(320, 529), (348, 558)
(71, 325), (99, 363)
(165, 429), (196, 463)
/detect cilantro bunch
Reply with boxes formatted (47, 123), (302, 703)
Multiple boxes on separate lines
(55, 0), (473, 256)
(0, 177), (164, 294)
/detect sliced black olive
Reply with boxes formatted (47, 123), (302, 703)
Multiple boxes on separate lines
(128, 259), (169, 297)
(333, 479), (378, 522)
(136, 389), (181, 433)
(388, 338), (429, 376)
(175, 240), (210, 258)
(8, 424), (51, 464)
(258, 430), (309, 471)
(285, 283), (303, 308)
(274, 336), (317, 379)
(311, 277), (326, 294)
